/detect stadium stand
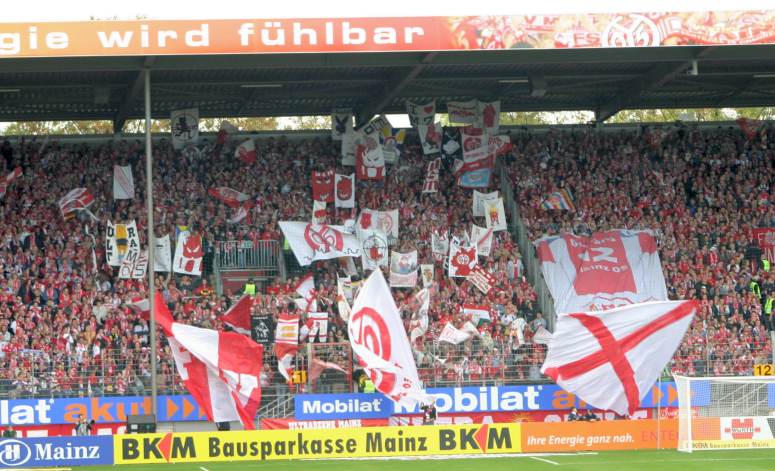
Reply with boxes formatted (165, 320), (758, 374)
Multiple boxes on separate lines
(0, 121), (772, 402)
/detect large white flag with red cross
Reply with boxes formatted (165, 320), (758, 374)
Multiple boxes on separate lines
(535, 230), (668, 313)
(348, 270), (432, 408)
(155, 292), (263, 429)
(280, 221), (361, 266)
(541, 300), (697, 416)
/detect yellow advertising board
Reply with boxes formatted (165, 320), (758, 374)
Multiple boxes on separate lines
(114, 423), (521, 464)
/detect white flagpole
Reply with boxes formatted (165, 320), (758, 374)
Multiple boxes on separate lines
(144, 68), (158, 419)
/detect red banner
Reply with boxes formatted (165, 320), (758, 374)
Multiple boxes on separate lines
(752, 228), (775, 264)
(259, 418), (389, 430)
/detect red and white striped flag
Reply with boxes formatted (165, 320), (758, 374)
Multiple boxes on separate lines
(275, 313), (300, 382)
(155, 293), (264, 429)
(422, 158), (441, 193)
(221, 295), (253, 336)
(58, 188), (95, 220)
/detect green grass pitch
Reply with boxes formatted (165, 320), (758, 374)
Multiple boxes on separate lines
(78, 449), (775, 471)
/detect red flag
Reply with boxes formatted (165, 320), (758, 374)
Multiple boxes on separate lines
(311, 169), (335, 202)
(235, 139), (257, 165)
(208, 187), (250, 209)
(222, 295), (253, 335)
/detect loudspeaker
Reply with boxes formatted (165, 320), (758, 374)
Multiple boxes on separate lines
(127, 414), (157, 434)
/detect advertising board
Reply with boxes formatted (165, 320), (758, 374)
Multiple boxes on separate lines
(521, 419), (678, 452)
(113, 424), (521, 464)
(0, 436), (113, 468)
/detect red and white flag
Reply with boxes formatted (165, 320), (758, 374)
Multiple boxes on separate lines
(304, 312), (329, 343)
(235, 139), (257, 165)
(535, 229), (668, 313)
(58, 188), (94, 219)
(408, 288), (430, 343)
(471, 224), (493, 257)
(448, 244), (477, 278)
(355, 144), (385, 180)
(468, 265), (496, 295)
(462, 304), (491, 324)
(334, 173), (355, 208)
(208, 187), (250, 209)
(359, 228), (389, 271)
(336, 276), (352, 322)
(473, 190), (499, 217)
(438, 322), (479, 344)
(542, 300), (697, 415)
(279, 222), (361, 266)
(312, 200), (327, 224)
(422, 158), (441, 193)
(154, 293), (264, 429)
(461, 126), (488, 158)
(311, 169), (335, 202)
(431, 231), (449, 263)
(417, 122), (442, 155)
(389, 250), (418, 288)
(478, 100), (500, 134)
(294, 274), (317, 313)
(227, 202), (254, 225)
(310, 358), (346, 383)
(348, 270), (432, 408)
(113, 165), (135, 200)
(0, 166), (22, 199)
(222, 295), (253, 336)
(173, 231), (203, 276)
(358, 209), (399, 245)
(275, 313), (300, 382)
(405, 100), (435, 127)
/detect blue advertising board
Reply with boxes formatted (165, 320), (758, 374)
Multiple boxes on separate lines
(0, 395), (207, 426)
(295, 381), (700, 419)
(0, 436), (113, 468)
(295, 393), (393, 420)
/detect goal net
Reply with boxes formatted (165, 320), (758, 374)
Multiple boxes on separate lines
(674, 375), (775, 452)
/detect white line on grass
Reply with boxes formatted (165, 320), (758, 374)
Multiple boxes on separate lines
(199, 467), (210, 471)
(530, 456), (560, 465)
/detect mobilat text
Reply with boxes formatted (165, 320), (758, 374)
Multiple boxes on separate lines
(395, 386), (544, 414)
(295, 393), (392, 420)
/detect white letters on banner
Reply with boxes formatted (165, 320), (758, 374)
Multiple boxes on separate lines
(154, 235), (172, 272)
(106, 220), (140, 267)
(535, 229), (669, 313)
(359, 228), (389, 271)
(112, 165), (134, 199)
(406, 100), (435, 127)
(332, 108), (353, 140)
(471, 224), (493, 257)
(467, 265), (496, 295)
(484, 197), (507, 232)
(280, 221), (361, 266)
(473, 190), (499, 217)
(389, 251), (418, 288)
(170, 108), (199, 150)
(448, 244), (477, 278)
(334, 173), (355, 208)
(447, 100), (478, 124)
(348, 270), (431, 408)
(119, 250), (148, 279)
(542, 300), (697, 416)
(173, 231), (203, 276)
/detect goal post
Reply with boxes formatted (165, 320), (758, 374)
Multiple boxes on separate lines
(674, 374), (775, 452)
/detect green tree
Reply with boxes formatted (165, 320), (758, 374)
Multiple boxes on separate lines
(280, 115), (331, 130)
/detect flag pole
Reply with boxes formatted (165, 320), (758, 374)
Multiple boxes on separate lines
(144, 68), (158, 419)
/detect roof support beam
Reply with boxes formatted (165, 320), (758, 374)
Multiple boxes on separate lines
(355, 52), (437, 127)
(113, 56), (155, 132)
(595, 47), (714, 122)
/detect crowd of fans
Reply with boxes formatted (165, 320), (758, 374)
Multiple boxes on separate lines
(506, 123), (774, 376)
(0, 120), (771, 401)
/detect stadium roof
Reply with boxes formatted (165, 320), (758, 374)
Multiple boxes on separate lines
(2, 45), (775, 130)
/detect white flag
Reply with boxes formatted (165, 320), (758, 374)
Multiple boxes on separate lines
(359, 228), (389, 271)
(279, 222), (361, 266)
(312, 200), (327, 224)
(334, 173), (355, 208)
(420, 264), (434, 288)
(173, 231), (203, 276)
(348, 270), (431, 408)
(389, 251), (418, 288)
(448, 244), (477, 278)
(170, 108), (199, 150)
(336, 276), (352, 322)
(484, 197), (507, 232)
(447, 100), (478, 124)
(153, 235), (171, 272)
(118, 250), (148, 279)
(473, 190), (499, 217)
(332, 108), (353, 140)
(542, 300), (697, 416)
(438, 322), (479, 344)
(359, 209), (399, 245)
(406, 100), (435, 127)
(106, 221), (140, 267)
(472, 224), (493, 257)
(112, 165), (134, 199)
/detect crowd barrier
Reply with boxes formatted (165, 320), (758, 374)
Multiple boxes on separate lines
(0, 420), (682, 467)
